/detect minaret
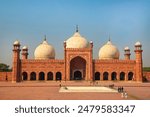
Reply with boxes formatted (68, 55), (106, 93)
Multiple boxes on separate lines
(12, 40), (21, 82)
(64, 41), (67, 81)
(124, 46), (131, 60)
(134, 41), (143, 82)
(22, 46), (28, 59)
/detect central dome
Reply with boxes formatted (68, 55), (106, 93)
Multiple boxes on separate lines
(34, 39), (55, 59)
(66, 30), (89, 48)
(99, 40), (120, 60)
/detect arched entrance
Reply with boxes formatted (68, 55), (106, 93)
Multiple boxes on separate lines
(70, 56), (86, 80)
(120, 72), (125, 81)
(74, 70), (82, 80)
(128, 72), (133, 80)
(111, 72), (117, 80)
(103, 72), (108, 80)
(95, 72), (100, 80)
(56, 72), (62, 80)
(22, 72), (28, 81)
(39, 72), (45, 80)
(30, 72), (36, 80)
(47, 72), (53, 80)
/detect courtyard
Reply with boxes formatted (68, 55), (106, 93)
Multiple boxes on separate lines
(0, 81), (150, 100)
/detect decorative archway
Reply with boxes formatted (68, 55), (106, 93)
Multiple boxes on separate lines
(47, 72), (53, 80)
(103, 72), (108, 80)
(22, 72), (28, 81)
(95, 72), (100, 80)
(111, 72), (117, 80)
(120, 72), (125, 81)
(70, 56), (86, 80)
(30, 72), (36, 80)
(128, 72), (133, 80)
(39, 72), (45, 80)
(56, 72), (62, 80)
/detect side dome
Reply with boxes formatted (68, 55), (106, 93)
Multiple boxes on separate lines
(66, 30), (89, 48)
(99, 40), (120, 60)
(34, 39), (55, 59)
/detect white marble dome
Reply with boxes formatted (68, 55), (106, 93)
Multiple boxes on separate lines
(66, 31), (89, 48)
(99, 40), (120, 60)
(34, 39), (55, 59)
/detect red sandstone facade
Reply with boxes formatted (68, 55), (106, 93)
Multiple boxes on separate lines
(8, 39), (143, 83)
(0, 30), (145, 82)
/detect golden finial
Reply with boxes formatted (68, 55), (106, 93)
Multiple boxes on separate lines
(44, 35), (46, 41)
(76, 25), (79, 32)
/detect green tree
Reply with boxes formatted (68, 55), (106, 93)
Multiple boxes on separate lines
(0, 63), (11, 72)
(143, 67), (150, 72)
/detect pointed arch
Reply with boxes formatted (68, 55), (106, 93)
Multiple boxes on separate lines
(56, 72), (62, 80)
(120, 72), (125, 81)
(70, 56), (86, 80)
(22, 72), (28, 81)
(111, 72), (117, 80)
(39, 72), (45, 80)
(103, 72), (108, 80)
(47, 72), (53, 80)
(95, 72), (100, 80)
(128, 72), (134, 80)
(30, 72), (36, 80)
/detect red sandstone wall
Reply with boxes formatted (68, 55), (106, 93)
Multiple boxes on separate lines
(21, 59), (65, 80)
(94, 59), (136, 72)
(0, 72), (12, 81)
(93, 59), (136, 81)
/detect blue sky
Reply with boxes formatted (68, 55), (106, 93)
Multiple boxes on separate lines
(0, 0), (150, 67)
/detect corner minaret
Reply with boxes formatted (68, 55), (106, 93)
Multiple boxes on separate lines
(134, 41), (143, 82)
(12, 40), (21, 82)
(124, 46), (131, 60)
(22, 46), (28, 59)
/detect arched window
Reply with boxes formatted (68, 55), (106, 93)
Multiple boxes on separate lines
(103, 72), (108, 80)
(95, 72), (100, 80)
(56, 72), (62, 80)
(22, 72), (28, 81)
(30, 72), (36, 80)
(120, 72), (125, 81)
(111, 72), (117, 80)
(128, 72), (133, 80)
(39, 72), (45, 80)
(47, 72), (53, 80)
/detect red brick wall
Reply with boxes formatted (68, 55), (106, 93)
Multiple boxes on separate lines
(0, 72), (12, 81)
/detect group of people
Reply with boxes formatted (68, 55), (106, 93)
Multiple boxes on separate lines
(118, 86), (128, 99)
(118, 86), (124, 93)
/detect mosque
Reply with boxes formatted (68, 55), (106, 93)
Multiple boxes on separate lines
(0, 27), (144, 82)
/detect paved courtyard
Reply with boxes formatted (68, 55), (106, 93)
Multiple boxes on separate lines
(0, 81), (150, 100)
